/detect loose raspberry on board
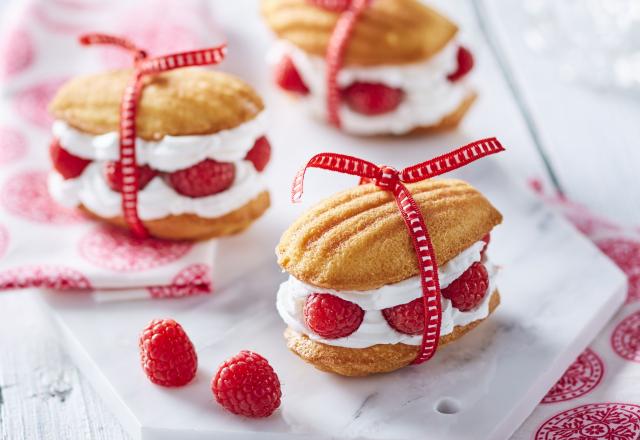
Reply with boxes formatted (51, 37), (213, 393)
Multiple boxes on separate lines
(139, 318), (197, 387)
(212, 350), (281, 418)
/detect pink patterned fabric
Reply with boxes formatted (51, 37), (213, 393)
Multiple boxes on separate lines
(513, 182), (640, 439)
(13, 78), (68, 128)
(0, 0), (219, 300)
(611, 311), (640, 363)
(535, 403), (640, 440)
(1, 169), (84, 224)
(0, 27), (34, 79)
(0, 127), (28, 165)
(541, 349), (605, 404)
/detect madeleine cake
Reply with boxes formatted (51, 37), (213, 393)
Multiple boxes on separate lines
(276, 179), (502, 376)
(262, 0), (476, 135)
(48, 68), (271, 241)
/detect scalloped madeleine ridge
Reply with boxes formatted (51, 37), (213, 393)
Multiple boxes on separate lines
(49, 69), (264, 140)
(261, 0), (458, 66)
(276, 179), (503, 291)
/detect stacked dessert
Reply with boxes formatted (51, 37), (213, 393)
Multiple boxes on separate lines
(262, 0), (475, 135)
(48, 69), (271, 240)
(276, 179), (502, 376)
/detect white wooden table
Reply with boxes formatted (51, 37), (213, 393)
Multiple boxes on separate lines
(0, 0), (637, 439)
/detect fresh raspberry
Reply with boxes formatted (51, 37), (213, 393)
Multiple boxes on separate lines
(212, 350), (281, 418)
(303, 293), (364, 339)
(104, 161), (157, 192)
(274, 55), (309, 95)
(481, 233), (491, 257)
(49, 139), (91, 179)
(245, 136), (271, 172)
(447, 46), (474, 82)
(139, 318), (197, 387)
(382, 297), (425, 335)
(167, 159), (235, 197)
(341, 82), (404, 116)
(442, 262), (489, 311)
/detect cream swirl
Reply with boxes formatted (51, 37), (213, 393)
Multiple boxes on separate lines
(276, 241), (498, 348)
(49, 160), (266, 221)
(271, 41), (472, 135)
(52, 112), (267, 172)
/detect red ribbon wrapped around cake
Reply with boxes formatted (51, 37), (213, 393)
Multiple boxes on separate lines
(265, 0), (476, 135)
(0, 6), (271, 300)
(291, 138), (505, 364)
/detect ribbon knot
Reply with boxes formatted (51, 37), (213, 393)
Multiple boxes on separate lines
(133, 50), (148, 63)
(374, 166), (400, 190)
(78, 33), (227, 238)
(291, 138), (505, 365)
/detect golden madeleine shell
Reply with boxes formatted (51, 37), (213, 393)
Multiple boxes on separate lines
(79, 191), (271, 241)
(49, 68), (264, 140)
(261, 0), (458, 66)
(277, 178), (502, 291)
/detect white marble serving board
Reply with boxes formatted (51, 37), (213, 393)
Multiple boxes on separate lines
(44, 162), (625, 440)
(40, 161), (627, 440)
(38, 1), (627, 439)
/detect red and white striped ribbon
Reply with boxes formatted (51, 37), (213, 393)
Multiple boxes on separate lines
(291, 137), (505, 364)
(79, 33), (227, 238)
(309, 0), (371, 127)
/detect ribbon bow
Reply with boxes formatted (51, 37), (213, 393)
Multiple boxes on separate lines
(308, 0), (372, 127)
(292, 138), (505, 364)
(78, 33), (227, 238)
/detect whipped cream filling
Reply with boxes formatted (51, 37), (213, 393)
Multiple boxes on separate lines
(271, 41), (472, 135)
(276, 241), (498, 348)
(49, 160), (266, 221)
(52, 112), (267, 172)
